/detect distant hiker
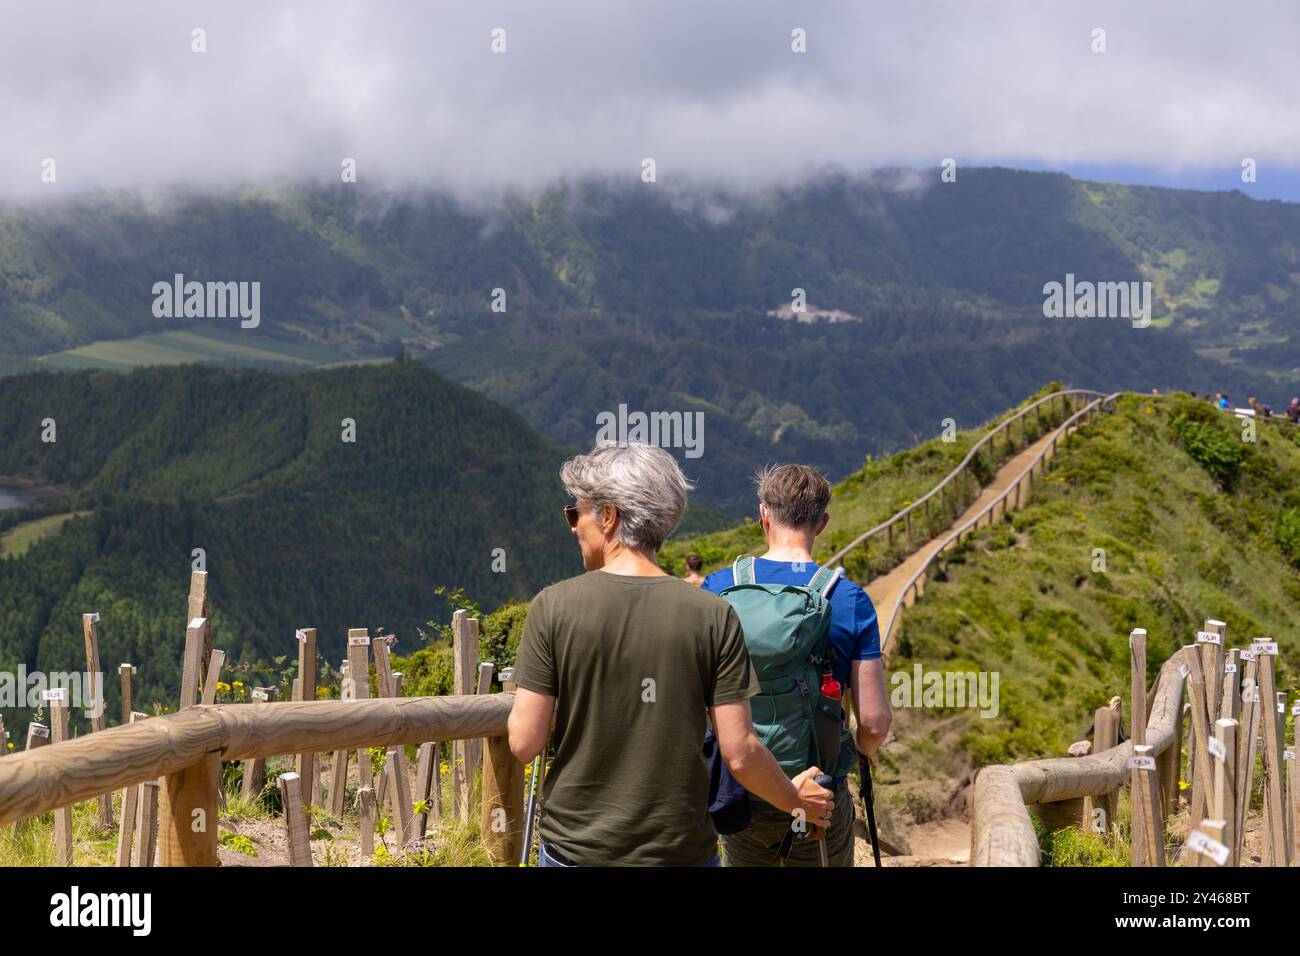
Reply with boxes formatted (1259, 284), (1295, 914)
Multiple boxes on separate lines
(508, 442), (833, 866)
(1288, 398), (1300, 424)
(683, 553), (706, 587)
(1217, 393), (1231, 410)
(702, 463), (892, 867)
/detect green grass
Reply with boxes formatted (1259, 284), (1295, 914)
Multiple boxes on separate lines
(661, 383), (1076, 581)
(0, 511), (89, 557)
(38, 328), (349, 371)
(879, 393), (1300, 802)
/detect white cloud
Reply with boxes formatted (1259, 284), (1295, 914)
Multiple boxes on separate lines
(1, 0), (1296, 196)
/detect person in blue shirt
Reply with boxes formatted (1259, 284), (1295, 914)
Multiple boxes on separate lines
(703, 463), (892, 866)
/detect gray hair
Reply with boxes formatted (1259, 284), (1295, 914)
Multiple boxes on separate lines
(560, 441), (692, 551)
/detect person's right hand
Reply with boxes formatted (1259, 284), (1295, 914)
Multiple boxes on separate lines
(791, 766), (833, 832)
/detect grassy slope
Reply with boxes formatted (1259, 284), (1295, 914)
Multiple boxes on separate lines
(877, 393), (1300, 824)
(660, 383), (1075, 579)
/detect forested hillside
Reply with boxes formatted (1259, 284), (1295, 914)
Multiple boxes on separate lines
(0, 360), (586, 736)
(2, 169), (1297, 512)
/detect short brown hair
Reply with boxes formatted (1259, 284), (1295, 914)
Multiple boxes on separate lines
(754, 463), (831, 530)
(685, 553), (704, 572)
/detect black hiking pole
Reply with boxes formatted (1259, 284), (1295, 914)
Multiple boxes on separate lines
(859, 753), (882, 868)
(520, 753), (542, 866)
(780, 773), (834, 866)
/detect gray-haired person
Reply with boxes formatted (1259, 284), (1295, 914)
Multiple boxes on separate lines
(508, 441), (832, 866)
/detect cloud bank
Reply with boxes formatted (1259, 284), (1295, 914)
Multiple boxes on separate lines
(2, 0), (1297, 197)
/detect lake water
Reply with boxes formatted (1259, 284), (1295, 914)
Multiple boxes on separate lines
(0, 484), (38, 511)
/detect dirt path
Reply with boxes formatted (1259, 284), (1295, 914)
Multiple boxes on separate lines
(865, 426), (1065, 642)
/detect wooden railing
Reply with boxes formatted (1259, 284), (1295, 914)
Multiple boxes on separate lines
(823, 388), (1108, 574)
(0, 693), (523, 866)
(872, 392), (1122, 652)
(972, 625), (1297, 867)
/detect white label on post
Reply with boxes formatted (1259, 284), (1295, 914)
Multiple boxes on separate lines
(42, 688), (66, 702)
(348, 636), (370, 646)
(1224, 663), (1237, 674)
(1292, 704), (1300, 716)
(1278, 703), (1286, 715)
(252, 690), (269, 702)
(1240, 650), (1256, 662)
(1285, 750), (1295, 762)
(1186, 830), (1230, 866)
(1207, 737), (1226, 762)
(295, 629), (308, 643)
(1195, 630), (1221, 645)
(1252, 641), (1278, 656)
(87, 612), (100, 624)
(188, 617), (205, 630)
(1127, 755), (1157, 771)
(31, 726), (49, 738)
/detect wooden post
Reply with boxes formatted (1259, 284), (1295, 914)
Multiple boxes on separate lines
(48, 691), (73, 865)
(294, 628), (319, 809)
(119, 663), (135, 724)
(1082, 703), (1119, 837)
(135, 779), (160, 867)
(371, 635), (414, 822)
(186, 568), (212, 684)
(328, 657), (350, 817)
(241, 686), (278, 800)
(1210, 718), (1237, 867)
(1220, 648), (1242, 726)
(481, 731), (525, 865)
(25, 722), (49, 750)
(180, 616), (208, 709)
(200, 649), (225, 705)
(452, 610), (477, 823)
(467, 659), (493, 798)
(347, 629), (374, 853)
(414, 741), (436, 839)
(1289, 698), (1299, 865)
(115, 712), (149, 867)
(81, 611), (114, 829)
(386, 750), (414, 847)
(1253, 641), (1286, 866)
(1189, 818), (1229, 868)
(1128, 629), (1149, 866)
(278, 772), (313, 867)
(1199, 621), (1225, 727)
(1235, 652), (1260, 862)
(1181, 646), (1215, 830)
(158, 751), (221, 866)
(1129, 743), (1163, 867)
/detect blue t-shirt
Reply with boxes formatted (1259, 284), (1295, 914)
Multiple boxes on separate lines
(701, 557), (881, 688)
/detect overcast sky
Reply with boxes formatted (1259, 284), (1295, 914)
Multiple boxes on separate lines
(3, 0), (1298, 199)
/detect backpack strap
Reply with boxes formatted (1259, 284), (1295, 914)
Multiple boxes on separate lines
(732, 554), (757, 586)
(808, 564), (843, 598)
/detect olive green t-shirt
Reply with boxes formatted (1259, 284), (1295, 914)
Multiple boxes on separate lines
(513, 571), (759, 866)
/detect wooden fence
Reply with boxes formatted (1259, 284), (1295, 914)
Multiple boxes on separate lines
(0, 571), (526, 867)
(972, 625), (1298, 867)
(870, 391), (1121, 652)
(823, 389), (1108, 576)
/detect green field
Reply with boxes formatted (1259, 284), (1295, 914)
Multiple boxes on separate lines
(0, 511), (89, 558)
(38, 328), (350, 371)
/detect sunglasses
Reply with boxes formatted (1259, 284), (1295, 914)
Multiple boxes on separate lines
(564, 504), (581, 528)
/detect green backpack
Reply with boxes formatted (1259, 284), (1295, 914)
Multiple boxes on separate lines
(718, 555), (855, 798)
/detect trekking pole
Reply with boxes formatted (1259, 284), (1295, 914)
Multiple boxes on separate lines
(814, 773), (831, 866)
(519, 753), (542, 866)
(859, 753), (882, 868)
